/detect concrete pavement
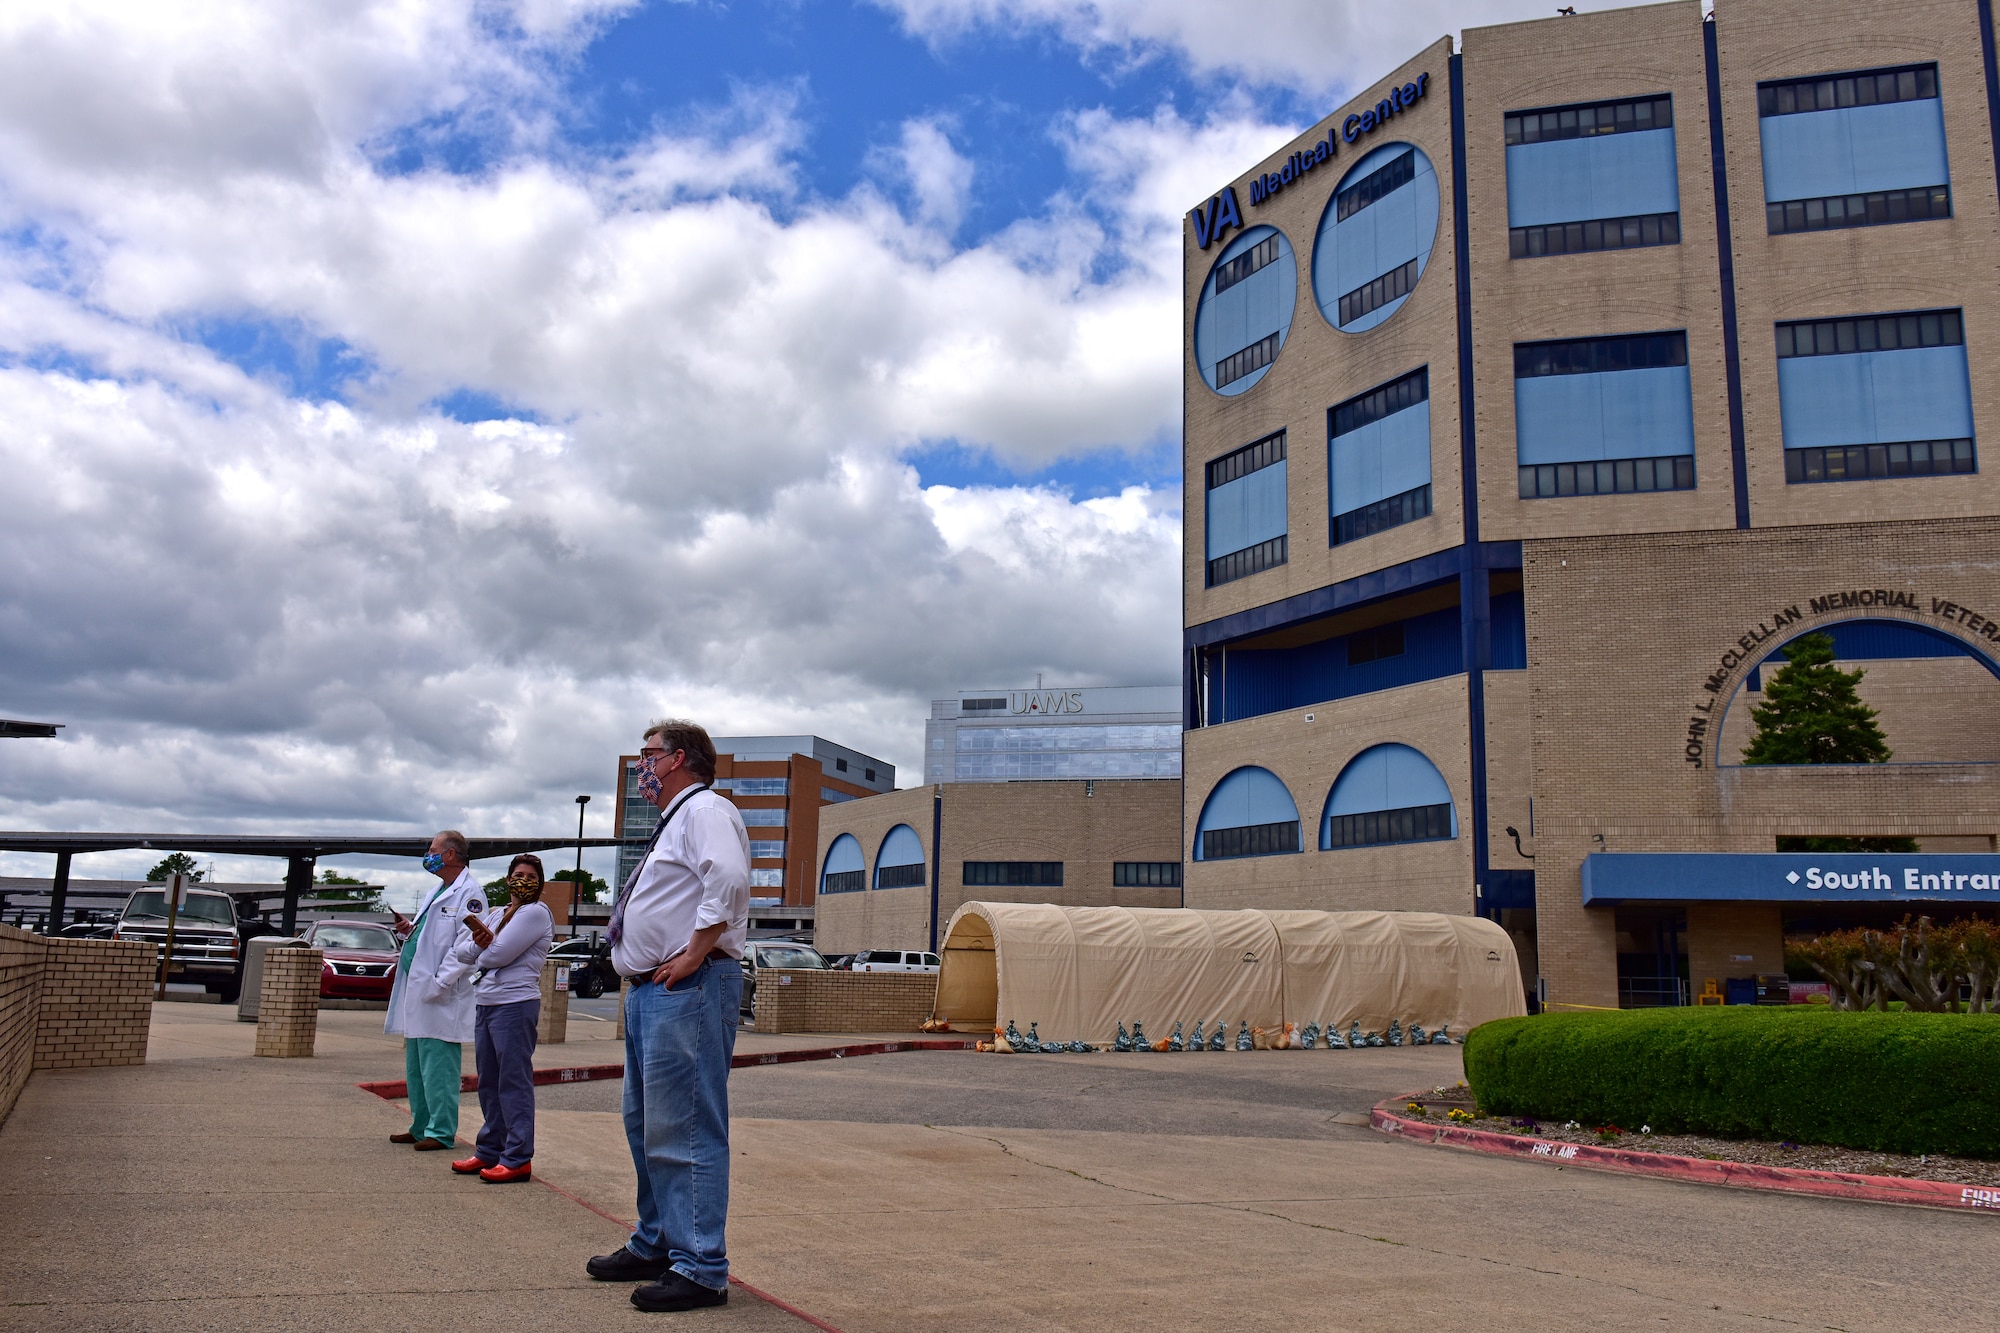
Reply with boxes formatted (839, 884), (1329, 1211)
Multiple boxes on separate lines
(3, 1004), (1995, 1331)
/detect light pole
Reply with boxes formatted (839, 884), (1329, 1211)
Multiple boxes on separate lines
(572, 794), (590, 934)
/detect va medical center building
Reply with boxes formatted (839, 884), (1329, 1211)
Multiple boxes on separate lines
(1180, 0), (2000, 1009)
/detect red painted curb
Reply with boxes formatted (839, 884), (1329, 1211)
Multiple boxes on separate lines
(1370, 1096), (2000, 1215)
(356, 1038), (977, 1100)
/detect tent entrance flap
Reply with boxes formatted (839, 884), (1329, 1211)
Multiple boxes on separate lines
(934, 901), (1525, 1044)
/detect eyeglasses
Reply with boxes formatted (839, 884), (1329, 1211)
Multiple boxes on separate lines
(635, 747), (682, 768)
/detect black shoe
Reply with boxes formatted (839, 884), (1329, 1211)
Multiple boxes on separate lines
(586, 1246), (673, 1283)
(631, 1272), (727, 1312)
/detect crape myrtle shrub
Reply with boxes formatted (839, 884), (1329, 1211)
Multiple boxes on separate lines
(1463, 1007), (2000, 1158)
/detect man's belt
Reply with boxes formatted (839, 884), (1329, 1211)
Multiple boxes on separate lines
(625, 948), (734, 985)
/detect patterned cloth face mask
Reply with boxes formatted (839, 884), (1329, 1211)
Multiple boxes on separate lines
(422, 852), (446, 875)
(634, 757), (664, 804)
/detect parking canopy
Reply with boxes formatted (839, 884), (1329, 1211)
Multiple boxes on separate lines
(933, 902), (1524, 1044)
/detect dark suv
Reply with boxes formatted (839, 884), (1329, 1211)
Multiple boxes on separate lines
(112, 886), (243, 1001)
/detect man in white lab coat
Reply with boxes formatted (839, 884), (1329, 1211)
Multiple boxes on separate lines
(384, 829), (485, 1150)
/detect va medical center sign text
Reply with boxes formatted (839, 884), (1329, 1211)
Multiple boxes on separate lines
(1582, 852), (2000, 905)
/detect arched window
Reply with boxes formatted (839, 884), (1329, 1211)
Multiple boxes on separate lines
(1194, 766), (1302, 860)
(875, 825), (926, 889)
(1322, 744), (1456, 849)
(1313, 143), (1440, 334)
(820, 834), (864, 894)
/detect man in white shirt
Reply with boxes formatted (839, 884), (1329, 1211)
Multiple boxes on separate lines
(585, 719), (749, 1314)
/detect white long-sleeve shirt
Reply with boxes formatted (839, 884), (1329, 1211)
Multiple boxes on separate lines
(610, 789), (750, 978)
(453, 900), (554, 1006)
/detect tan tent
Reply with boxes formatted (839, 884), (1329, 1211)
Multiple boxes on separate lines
(933, 902), (1524, 1044)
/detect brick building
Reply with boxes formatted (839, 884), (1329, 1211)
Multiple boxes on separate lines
(1181, 0), (2000, 1009)
(613, 735), (892, 909)
(812, 779), (1185, 955)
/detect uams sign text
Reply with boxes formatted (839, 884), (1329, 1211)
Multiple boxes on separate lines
(1011, 690), (1084, 715)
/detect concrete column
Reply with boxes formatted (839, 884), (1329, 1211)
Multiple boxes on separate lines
(254, 947), (321, 1057)
(48, 851), (71, 933)
(537, 959), (568, 1044)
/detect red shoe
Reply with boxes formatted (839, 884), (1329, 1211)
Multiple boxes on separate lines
(479, 1161), (532, 1184)
(451, 1155), (493, 1175)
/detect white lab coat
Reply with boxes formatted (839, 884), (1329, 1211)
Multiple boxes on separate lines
(383, 869), (486, 1043)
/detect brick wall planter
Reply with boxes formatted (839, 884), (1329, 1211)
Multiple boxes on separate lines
(0, 925), (157, 1127)
(753, 969), (937, 1034)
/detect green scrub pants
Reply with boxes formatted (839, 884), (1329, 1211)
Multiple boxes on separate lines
(404, 1037), (463, 1143)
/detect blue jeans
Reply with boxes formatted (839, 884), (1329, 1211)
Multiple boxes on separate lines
(474, 999), (540, 1167)
(622, 958), (742, 1290)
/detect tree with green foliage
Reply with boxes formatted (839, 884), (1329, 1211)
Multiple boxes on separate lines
(145, 853), (203, 882)
(311, 868), (381, 911)
(1747, 631), (1916, 852)
(1743, 632), (1891, 765)
(552, 867), (609, 903)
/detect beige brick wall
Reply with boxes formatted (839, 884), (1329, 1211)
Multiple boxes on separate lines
(33, 937), (154, 1072)
(0, 924), (46, 1125)
(751, 969), (936, 1034)
(815, 780), (1184, 954)
(254, 947), (323, 1058)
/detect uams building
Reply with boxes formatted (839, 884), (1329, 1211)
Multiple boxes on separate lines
(1181, 0), (2000, 1009)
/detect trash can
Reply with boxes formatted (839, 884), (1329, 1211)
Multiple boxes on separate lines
(1724, 976), (1757, 1006)
(238, 934), (307, 1022)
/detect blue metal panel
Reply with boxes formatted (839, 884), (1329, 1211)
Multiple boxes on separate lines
(1196, 766), (1300, 837)
(877, 824), (924, 867)
(1759, 99), (1950, 201)
(1313, 144), (1440, 333)
(1505, 128), (1680, 227)
(1515, 365), (1695, 464)
(1223, 605), (1462, 722)
(821, 833), (863, 892)
(1205, 461), (1287, 559)
(1581, 852), (2000, 905)
(1776, 346), (1973, 448)
(1330, 401), (1430, 515)
(1194, 225), (1296, 396)
(1705, 22), (1753, 530)
(1491, 590), (1526, 669)
(1326, 743), (1454, 816)
(1185, 541), (1522, 650)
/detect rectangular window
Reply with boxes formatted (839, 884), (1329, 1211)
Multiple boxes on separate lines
(1758, 63), (1947, 222)
(1212, 233), (1281, 295)
(820, 787), (856, 804)
(875, 863), (927, 889)
(749, 840), (785, 860)
(1519, 455), (1695, 498)
(1207, 535), (1286, 588)
(1333, 485), (1431, 544)
(1758, 64), (1938, 117)
(1215, 332), (1279, 388)
(1506, 95), (1673, 145)
(1325, 803), (1454, 849)
(1510, 210), (1680, 258)
(1113, 861), (1182, 888)
(961, 697), (1007, 713)
(738, 807), (786, 827)
(1335, 149), (1415, 221)
(722, 778), (789, 796)
(1785, 439), (1975, 483)
(1346, 623), (1406, 666)
(1332, 367), (1428, 439)
(749, 868), (783, 888)
(962, 861), (1064, 887)
(1766, 184), (1950, 235)
(1206, 432), (1286, 488)
(1337, 257), (1416, 327)
(821, 869), (863, 894)
(1515, 332), (1688, 377)
(1201, 822), (1301, 860)
(1775, 309), (1962, 357)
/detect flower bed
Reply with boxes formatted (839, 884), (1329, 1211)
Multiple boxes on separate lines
(1403, 1084), (2000, 1188)
(1464, 1007), (2000, 1159)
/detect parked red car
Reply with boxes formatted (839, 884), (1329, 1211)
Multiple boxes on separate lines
(303, 921), (400, 999)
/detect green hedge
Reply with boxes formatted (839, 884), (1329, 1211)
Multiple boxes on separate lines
(1463, 1007), (2000, 1159)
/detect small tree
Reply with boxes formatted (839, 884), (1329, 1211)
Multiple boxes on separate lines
(552, 868), (609, 904)
(311, 868), (381, 912)
(145, 853), (204, 882)
(1747, 632), (1917, 850)
(1742, 632), (1891, 765)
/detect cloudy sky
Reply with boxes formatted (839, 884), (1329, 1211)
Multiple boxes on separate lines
(0, 0), (1563, 898)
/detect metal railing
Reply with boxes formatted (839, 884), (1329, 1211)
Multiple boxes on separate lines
(1618, 976), (1689, 1008)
